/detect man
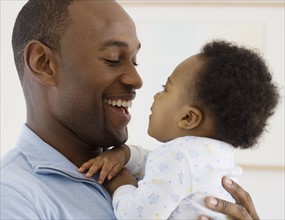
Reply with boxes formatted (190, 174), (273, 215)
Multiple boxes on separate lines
(1, 0), (259, 219)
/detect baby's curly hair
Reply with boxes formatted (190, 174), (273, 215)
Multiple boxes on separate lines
(193, 40), (280, 149)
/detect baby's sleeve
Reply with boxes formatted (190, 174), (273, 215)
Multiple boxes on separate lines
(124, 145), (149, 180)
(113, 147), (192, 219)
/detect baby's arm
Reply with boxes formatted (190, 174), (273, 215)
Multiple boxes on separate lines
(124, 145), (149, 180)
(103, 168), (138, 196)
(106, 148), (192, 219)
(78, 145), (130, 184)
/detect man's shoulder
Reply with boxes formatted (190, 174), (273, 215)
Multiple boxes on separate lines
(1, 147), (33, 185)
(1, 147), (25, 171)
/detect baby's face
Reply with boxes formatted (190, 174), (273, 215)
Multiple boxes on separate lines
(148, 54), (203, 142)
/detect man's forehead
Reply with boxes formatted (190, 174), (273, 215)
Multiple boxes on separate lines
(68, 0), (123, 19)
(67, 1), (135, 34)
(66, 0), (140, 52)
(99, 40), (141, 51)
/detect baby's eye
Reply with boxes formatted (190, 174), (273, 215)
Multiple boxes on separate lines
(162, 84), (167, 92)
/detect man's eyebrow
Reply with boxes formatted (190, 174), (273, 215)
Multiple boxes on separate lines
(99, 40), (141, 51)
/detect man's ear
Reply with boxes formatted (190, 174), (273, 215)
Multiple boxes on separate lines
(24, 40), (57, 86)
(177, 106), (203, 130)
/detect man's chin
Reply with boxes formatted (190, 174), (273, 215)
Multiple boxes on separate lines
(113, 133), (128, 147)
(105, 127), (128, 147)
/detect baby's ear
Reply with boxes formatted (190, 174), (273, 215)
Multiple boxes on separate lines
(177, 106), (203, 130)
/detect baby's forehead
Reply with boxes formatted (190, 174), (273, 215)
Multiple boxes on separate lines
(171, 54), (204, 83)
(178, 54), (204, 70)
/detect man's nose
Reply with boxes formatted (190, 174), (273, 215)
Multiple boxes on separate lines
(120, 65), (143, 89)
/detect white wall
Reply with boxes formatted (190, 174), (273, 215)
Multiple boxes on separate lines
(238, 168), (284, 220)
(1, 0), (26, 156)
(1, 1), (284, 219)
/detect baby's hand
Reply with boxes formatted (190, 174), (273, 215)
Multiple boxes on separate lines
(78, 156), (119, 184)
(78, 145), (130, 184)
(103, 168), (138, 197)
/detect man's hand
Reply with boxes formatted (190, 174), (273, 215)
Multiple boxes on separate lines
(78, 145), (130, 184)
(103, 168), (138, 197)
(199, 176), (260, 220)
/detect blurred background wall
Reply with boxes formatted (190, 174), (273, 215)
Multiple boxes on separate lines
(1, 1), (284, 219)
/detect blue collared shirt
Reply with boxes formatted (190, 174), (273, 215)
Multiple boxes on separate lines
(1, 124), (116, 219)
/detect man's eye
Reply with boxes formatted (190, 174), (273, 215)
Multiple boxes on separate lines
(104, 59), (120, 66)
(104, 59), (138, 67)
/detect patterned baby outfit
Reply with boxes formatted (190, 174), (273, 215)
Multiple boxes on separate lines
(114, 136), (242, 219)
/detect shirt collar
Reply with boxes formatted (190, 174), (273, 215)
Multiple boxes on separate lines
(13, 124), (114, 203)
(17, 124), (96, 181)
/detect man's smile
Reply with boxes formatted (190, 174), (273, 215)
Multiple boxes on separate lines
(104, 98), (132, 122)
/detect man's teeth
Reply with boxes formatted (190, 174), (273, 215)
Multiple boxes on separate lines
(104, 99), (132, 108)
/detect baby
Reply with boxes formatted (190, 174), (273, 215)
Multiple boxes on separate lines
(79, 40), (280, 219)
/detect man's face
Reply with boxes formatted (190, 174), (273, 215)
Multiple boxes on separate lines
(52, 1), (142, 148)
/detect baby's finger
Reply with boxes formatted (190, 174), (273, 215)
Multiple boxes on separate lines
(78, 159), (96, 172)
(86, 160), (104, 178)
(98, 162), (114, 184)
(107, 164), (124, 180)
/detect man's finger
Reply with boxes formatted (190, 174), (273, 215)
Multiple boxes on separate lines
(205, 196), (252, 220)
(222, 177), (259, 219)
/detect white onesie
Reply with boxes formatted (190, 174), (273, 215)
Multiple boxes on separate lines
(113, 136), (242, 220)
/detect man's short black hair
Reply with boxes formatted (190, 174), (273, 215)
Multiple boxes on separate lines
(12, 0), (75, 81)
